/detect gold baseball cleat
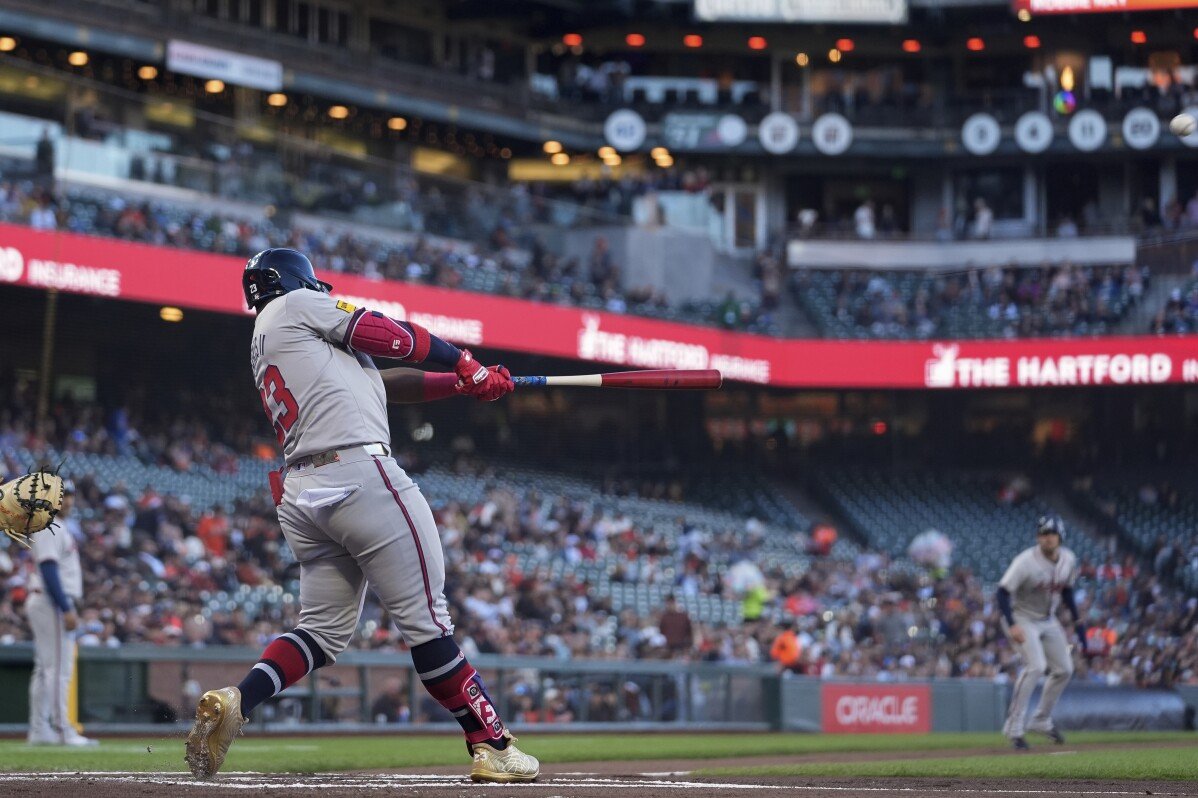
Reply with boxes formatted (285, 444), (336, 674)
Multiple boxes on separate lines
(184, 686), (247, 779)
(470, 731), (540, 783)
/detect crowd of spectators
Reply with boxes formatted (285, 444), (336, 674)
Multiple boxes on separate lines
(0, 389), (1194, 705)
(794, 262), (1146, 339)
(0, 179), (774, 333)
(1147, 278), (1198, 335)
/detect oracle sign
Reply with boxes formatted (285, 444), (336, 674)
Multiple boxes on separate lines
(2, 224), (1196, 390)
(822, 683), (931, 733)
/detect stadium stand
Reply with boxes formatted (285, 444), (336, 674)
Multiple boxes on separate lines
(1147, 277), (1198, 335)
(793, 264), (1146, 340)
(0, 180), (778, 335)
(1077, 476), (1198, 594)
(2, 390), (1194, 688)
(812, 468), (1112, 580)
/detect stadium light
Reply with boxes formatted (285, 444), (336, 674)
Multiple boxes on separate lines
(138, 65), (158, 80)
(562, 33), (582, 47)
(159, 307), (184, 323)
(836, 38), (854, 52)
(795, 52), (809, 67)
(1130, 30), (1146, 44)
(0, 37), (16, 52)
(656, 155), (674, 167)
(543, 140), (563, 154)
(1017, 9), (1032, 21)
(651, 147), (669, 159)
(550, 152), (570, 165)
(902, 39), (921, 53)
(966, 37), (985, 52)
(603, 154), (622, 166)
(388, 116), (407, 130)
(327, 104), (349, 118)
(625, 33), (645, 47)
(598, 146), (616, 158)
(267, 93), (288, 107)
(683, 34), (703, 48)
(748, 36), (767, 50)
(68, 51), (89, 67)
(828, 48), (842, 63)
(205, 79), (225, 93)
(1024, 35), (1041, 49)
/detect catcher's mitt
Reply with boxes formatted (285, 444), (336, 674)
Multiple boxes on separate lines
(0, 467), (65, 548)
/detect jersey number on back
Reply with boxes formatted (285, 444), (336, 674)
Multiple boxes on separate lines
(259, 365), (299, 443)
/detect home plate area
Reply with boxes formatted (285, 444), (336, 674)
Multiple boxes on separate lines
(3, 771), (1197, 798)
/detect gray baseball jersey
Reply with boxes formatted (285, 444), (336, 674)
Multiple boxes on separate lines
(251, 288), (453, 657)
(251, 290), (389, 465)
(999, 545), (1078, 620)
(28, 520), (82, 599)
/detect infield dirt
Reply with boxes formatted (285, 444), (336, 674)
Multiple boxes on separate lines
(3, 742), (1198, 798)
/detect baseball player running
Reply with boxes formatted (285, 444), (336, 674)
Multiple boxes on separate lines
(25, 481), (97, 746)
(185, 248), (538, 782)
(996, 515), (1086, 750)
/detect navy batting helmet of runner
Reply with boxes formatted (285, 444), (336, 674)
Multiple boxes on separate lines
(1036, 515), (1065, 540)
(242, 248), (333, 309)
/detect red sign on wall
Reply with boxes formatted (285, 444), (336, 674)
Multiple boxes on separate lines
(1, 224), (1196, 389)
(1012, 0), (1198, 14)
(821, 683), (931, 733)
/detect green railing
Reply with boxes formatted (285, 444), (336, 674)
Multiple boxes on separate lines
(0, 644), (780, 732)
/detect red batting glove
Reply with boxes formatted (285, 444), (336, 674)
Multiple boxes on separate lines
(461, 365), (514, 402)
(454, 350), (513, 401)
(453, 348), (489, 391)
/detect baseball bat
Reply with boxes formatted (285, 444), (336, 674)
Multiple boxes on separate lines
(512, 369), (722, 390)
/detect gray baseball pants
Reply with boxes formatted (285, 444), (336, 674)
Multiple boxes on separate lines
(1003, 614), (1073, 738)
(26, 592), (74, 739)
(277, 447), (454, 661)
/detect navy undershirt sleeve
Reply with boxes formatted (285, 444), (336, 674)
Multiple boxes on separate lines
(1060, 586), (1080, 622)
(38, 560), (73, 613)
(996, 586), (1015, 626)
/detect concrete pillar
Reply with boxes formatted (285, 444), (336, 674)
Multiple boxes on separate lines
(770, 55), (782, 113)
(1160, 156), (1178, 210)
(800, 64), (813, 120)
(1023, 165), (1038, 230)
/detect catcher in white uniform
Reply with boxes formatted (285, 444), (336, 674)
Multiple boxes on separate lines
(997, 515), (1086, 750)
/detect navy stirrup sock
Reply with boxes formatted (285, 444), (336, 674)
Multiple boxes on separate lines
(411, 636), (508, 751)
(237, 628), (328, 717)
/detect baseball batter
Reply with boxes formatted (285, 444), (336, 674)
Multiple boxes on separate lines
(25, 482), (96, 746)
(185, 248), (538, 783)
(997, 515), (1086, 750)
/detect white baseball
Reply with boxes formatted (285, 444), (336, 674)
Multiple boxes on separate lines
(1170, 113), (1197, 137)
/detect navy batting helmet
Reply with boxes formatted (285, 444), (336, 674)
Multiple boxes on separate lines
(242, 248), (333, 309)
(1036, 515), (1065, 540)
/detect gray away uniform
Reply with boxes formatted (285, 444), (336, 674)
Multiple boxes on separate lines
(252, 290), (452, 659)
(26, 520), (83, 740)
(999, 544), (1078, 738)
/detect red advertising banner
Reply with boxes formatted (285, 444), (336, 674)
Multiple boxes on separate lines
(821, 683), (931, 734)
(1, 223), (1196, 389)
(1012, 0), (1198, 14)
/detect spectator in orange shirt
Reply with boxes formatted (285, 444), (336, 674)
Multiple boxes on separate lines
(770, 621), (802, 674)
(195, 507), (229, 558)
(810, 523), (838, 556)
